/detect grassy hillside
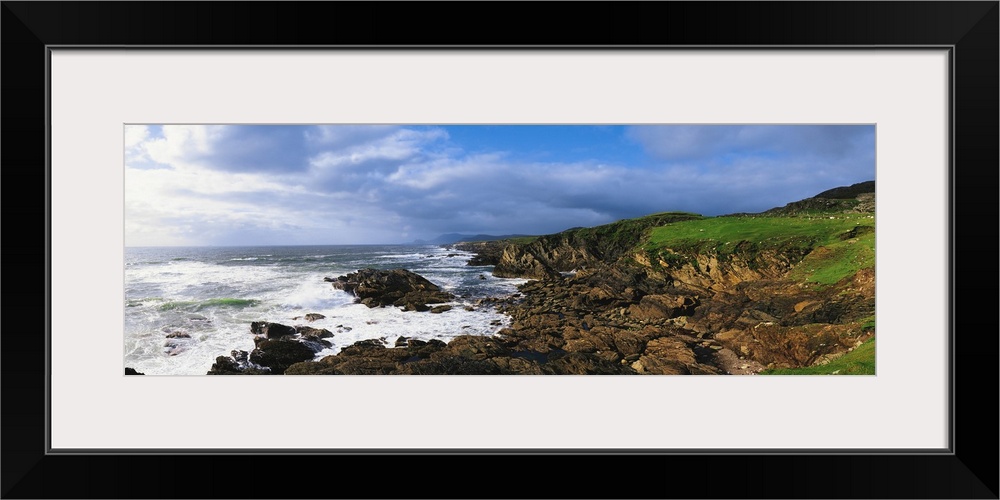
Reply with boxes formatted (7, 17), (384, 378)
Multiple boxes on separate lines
(760, 337), (875, 375)
(644, 213), (875, 286)
(534, 211), (703, 263)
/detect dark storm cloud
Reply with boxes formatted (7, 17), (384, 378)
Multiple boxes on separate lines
(126, 125), (875, 246)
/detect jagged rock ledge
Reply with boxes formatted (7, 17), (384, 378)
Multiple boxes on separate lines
(325, 268), (455, 311)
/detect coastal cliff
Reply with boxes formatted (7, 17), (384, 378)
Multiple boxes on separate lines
(208, 182), (876, 375)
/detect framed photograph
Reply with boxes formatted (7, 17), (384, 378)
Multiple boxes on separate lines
(4, 2), (996, 498)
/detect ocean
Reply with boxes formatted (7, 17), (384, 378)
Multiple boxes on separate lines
(124, 245), (525, 375)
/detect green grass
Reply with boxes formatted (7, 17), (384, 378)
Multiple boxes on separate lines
(644, 214), (875, 285)
(537, 211), (704, 263)
(790, 231), (874, 285)
(760, 337), (875, 375)
(504, 236), (539, 244)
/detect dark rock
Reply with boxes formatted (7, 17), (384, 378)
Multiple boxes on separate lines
(433, 335), (509, 361)
(542, 351), (634, 375)
(631, 337), (700, 375)
(407, 339), (447, 358)
(339, 338), (388, 356)
(328, 357), (402, 375)
(332, 268), (445, 299)
(396, 357), (510, 375)
(395, 336), (410, 347)
(734, 309), (780, 327)
(205, 348), (279, 375)
(165, 331), (191, 339)
(430, 305), (452, 314)
(627, 294), (699, 321)
(304, 313), (326, 321)
(402, 302), (431, 312)
(330, 268), (455, 310)
(249, 339), (316, 374)
(285, 361), (340, 375)
(206, 354), (270, 375)
(299, 336), (333, 353)
(250, 321), (297, 339)
(125, 367), (144, 375)
(296, 326), (334, 338)
(206, 356), (243, 375)
(453, 240), (508, 266)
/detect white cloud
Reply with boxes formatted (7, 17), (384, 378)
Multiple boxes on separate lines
(125, 125), (875, 246)
(124, 125), (148, 149)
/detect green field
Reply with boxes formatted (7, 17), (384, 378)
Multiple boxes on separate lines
(643, 213), (875, 286)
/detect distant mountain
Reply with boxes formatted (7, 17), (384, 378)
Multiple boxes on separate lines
(412, 233), (536, 245)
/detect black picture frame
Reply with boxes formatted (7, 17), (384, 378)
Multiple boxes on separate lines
(3, 2), (997, 498)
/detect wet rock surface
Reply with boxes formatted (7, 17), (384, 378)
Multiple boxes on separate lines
(327, 268), (455, 311)
(207, 321), (336, 374)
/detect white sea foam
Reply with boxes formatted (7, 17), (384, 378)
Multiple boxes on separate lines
(124, 245), (524, 375)
(306, 301), (512, 359)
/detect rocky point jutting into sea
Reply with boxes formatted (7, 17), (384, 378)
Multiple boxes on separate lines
(188, 181), (876, 375)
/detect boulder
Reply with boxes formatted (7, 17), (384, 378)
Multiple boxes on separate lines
(631, 337), (697, 375)
(627, 294), (699, 321)
(432, 335), (509, 361)
(295, 326), (334, 339)
(206, 356), (243, 375)
(249, 339), (316, 374)
(298, 336), (333, 353)
(124, 367), (144, 375)
(250, 321), (297, 339)
(330, 268), (454, 310)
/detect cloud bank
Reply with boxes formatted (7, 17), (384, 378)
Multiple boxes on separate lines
(125, 124), (875, 246)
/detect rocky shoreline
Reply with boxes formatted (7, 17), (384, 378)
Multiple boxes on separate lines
(203, 249), (872, 375)
(199, 188), (875, 375)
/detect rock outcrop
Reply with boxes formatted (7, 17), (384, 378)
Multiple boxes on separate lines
(489, 212), (702, 278)
(327, 268), (455, 311)
(207, 321), (333, 374)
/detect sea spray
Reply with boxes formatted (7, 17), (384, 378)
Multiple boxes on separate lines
(125, 245), (520, 375)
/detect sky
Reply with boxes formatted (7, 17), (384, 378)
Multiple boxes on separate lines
(124, 124), (875, 246)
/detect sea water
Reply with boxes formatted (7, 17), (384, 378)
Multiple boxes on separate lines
(124, 245), (524, 375)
